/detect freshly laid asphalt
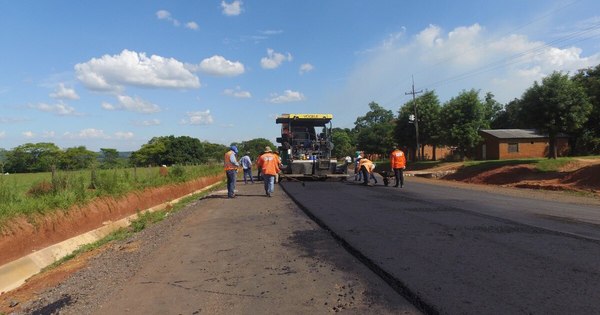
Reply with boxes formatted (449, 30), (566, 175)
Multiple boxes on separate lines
(281, 177), (600, 314)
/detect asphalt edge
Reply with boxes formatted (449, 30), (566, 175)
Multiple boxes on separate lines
(0, 181), (223, 295)
(279, 181), (439, 315)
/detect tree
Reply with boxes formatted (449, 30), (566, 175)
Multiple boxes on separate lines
(354, 102), (395, 155)
(490, 98), (528, 129)
(237, 138), (276, 159)
(439, 89), (486, 160)
(131, 136), (210, 166)
(4, 143), (62, 173)
(572, 65), (600, 154)
(60, 146), (97, 170)
(100, 148), (120, 169)
(331, 128), (354, 158)
(520, 71), (592, 158)
(130, 138), (167, 166)
(483, 92), (503, 129)
(396, 91), (442, 160)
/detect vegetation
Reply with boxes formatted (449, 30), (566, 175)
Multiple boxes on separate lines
(0, 164), (222, 229)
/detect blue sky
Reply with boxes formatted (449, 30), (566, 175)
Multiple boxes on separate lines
(1, 0), (600, 151)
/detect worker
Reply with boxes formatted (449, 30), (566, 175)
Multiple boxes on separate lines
(359, 157), (377, 186)
(390, 145), (406, 188)
(224, 145), (240, 198)
(354, 152), (362, 181)
(240, 151), (254, 184)
(256, 146), (281, 197)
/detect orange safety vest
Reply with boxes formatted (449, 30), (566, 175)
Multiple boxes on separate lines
(390, 149), (406, 169)
(257, 152), (281, 175)
(359, 158), (374, 173)
(224, 150), (238, 171)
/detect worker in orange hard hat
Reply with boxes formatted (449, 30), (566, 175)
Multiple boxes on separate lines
(390, 145), (406, 188)
(358, 156), (377, 186)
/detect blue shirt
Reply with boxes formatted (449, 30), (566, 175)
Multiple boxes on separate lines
(240, 155), (252, 169)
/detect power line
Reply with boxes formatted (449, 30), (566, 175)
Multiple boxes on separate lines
(405, 76), (423, 160)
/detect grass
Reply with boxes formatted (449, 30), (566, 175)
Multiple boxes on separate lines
(43, 181), (225, 271)
(0, 164), (222, 230)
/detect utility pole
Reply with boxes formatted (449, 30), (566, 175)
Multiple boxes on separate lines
(405, 76), (423, 160)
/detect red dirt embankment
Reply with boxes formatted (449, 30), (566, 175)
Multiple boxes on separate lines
(442, 160), (600, 195)
(0, 175), (223, 266)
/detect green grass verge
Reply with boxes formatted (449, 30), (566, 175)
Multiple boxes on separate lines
(0, 164), (223, 230)
(42, 181), (225, 272)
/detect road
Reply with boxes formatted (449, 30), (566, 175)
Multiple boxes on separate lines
(16, 176), (600, 314)
(281, 177), (600, 314)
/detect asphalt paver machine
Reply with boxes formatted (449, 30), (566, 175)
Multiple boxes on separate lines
(276, 113), (347, 181)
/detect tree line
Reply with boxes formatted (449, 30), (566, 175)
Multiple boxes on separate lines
(330, 65), (600, 160)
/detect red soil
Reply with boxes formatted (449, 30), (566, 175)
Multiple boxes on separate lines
(0, 175), (223, 266)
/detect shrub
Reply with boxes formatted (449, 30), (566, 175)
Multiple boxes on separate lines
(27, 180), (53, 197)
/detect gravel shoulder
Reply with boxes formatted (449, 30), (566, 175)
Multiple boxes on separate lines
(12, 181), (420, 314)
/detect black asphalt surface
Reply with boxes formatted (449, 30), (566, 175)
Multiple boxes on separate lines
(281, 178), (600, 314)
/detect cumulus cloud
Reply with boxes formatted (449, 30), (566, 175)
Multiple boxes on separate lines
(223, 86), (251, 98)
(75, 49), (200, 92)
(101, 95), (161, 113)
(30, 102), (79, 116)
(22, 131), (35, 138)
(260, 48), (293, 69)
(299, 63), (314, 75)
(185, 21), (199, 30)
(180, 110), (213, 125)
(334, 22), (600, 117)
(268, 90), (306, 103)
(64, 128), (108, 140)
(50, 83), (79, 100)
(156, 10), (180, 27)
(195, 55), (245, 76)
(221, 0), (243, 16)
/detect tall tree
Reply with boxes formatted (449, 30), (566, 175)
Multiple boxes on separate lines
(520, 71), (592, 158)
(4, 143), (62, 173)
(396, 91), (442, 160)
(572, 64), (600, 154)
(439, 89), (486, 160)
(100, 148), (120, 169)
(60, 146), (97, 170)
(331, 128), (354, 158)
(483, 92), (503, 129)
(354, 102), (395, 155)
(237, 138), (276, 159)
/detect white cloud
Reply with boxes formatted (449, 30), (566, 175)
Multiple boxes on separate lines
(260, 48), (293, 69)
(30, 102), (79, 116)
(334, 22), (600, 117)
(268, 90), (306, 103)
(64, 128), (108, 140)
(180, 110), (213, 125)
(75, 49), (200, 91)
(114, 131), (134, 139)
(156, 10), (180, 27)
(185, 21), (199, 30)
(102, 95), (161, 113)
(22, 131), (35, 138)
(196, 55), (245, 76)
(50, 83), (80, 100)
(223, 86), (251, 98)
(138, 119), (161, 126)
(0, 131), (5, 139)
(221, 0), (243, 16)
(299, 63), (314, 75)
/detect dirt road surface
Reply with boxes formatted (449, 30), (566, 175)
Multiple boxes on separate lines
(282, 177), (600, 314)
(15, 182), (420, 314)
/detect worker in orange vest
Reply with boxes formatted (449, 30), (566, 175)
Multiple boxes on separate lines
(224, 145), (240, 198)
(390, 145), (406, 188)
(256, 146), (281, 197)
(358, 157), (377, 186)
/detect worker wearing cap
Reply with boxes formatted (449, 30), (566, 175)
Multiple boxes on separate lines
(224, 145), (240, 198)
(256, 146), (281, 197)
(240, 151), (254, 184)
(390, 145), (406, 188)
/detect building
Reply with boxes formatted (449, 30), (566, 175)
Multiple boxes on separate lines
(477, 129), (569, 160)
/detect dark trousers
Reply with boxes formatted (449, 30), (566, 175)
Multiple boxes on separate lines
(226, 170), (237, 197)
(393, 168), (404, 187)
(243, 168), (254, 183)
(361, 166), (377, 185)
